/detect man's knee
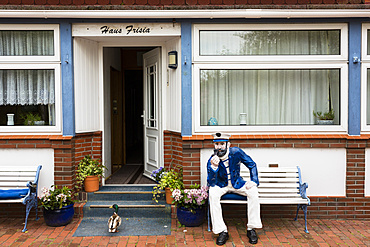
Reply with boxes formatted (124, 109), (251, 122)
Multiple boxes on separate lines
(209, 186), (222, 202)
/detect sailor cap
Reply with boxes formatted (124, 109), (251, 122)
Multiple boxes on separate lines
(212, 132), (231, 142)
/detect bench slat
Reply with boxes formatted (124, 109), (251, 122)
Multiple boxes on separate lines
(259, 177), (299, 182)
(0, 198), (24, 203)
(0, 182), (28, 187)
(221, 198), (309, 204)
(258, 183), (298, 188)
(0, 166), (39, 172)
(0, 172), (37, 176)
(259, 188), (299, 193)
(0, 177), (37, 182)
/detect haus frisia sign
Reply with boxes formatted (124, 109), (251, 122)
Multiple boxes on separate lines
(72, 23), (181, 37)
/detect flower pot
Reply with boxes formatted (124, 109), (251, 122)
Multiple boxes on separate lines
(43, 204), (74, 227)
(84, 175), (100, 192)
(316, 119), (334, 125)
(177, 206), (205, 227)
(165, 187), (173, 204)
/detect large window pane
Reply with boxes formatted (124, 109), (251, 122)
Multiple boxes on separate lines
(200, 69), (340, 126)
(0, 30), (54, 56)
(0, 69), (55, 126)
(200, 30), (340, 56)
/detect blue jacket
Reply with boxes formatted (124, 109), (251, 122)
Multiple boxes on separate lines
(207, 147), (259, 189)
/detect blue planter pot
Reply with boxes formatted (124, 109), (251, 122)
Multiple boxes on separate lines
(43, 203), (74, 227)
(177, 206), (205, 227)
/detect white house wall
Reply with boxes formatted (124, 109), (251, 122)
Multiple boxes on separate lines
(201, 148), (346, 197)
(73, 37), (101, 133)
(165, 38), (181, 132)
(0, 148), (54, 196)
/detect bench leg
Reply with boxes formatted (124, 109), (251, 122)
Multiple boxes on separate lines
(294, 204), (309, 234)
(22, 193), (38, 233)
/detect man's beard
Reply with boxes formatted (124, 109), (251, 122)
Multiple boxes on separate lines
(214, 147), (228, 157)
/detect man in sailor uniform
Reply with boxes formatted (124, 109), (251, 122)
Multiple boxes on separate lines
(207, 132), (262, 245)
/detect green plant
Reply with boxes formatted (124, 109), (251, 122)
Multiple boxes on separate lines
(313, 109), (334, 120)
(39, 185), (74, 210)
(21, 112), (42, 125)
(76, 155), (106, 191)
(152, 166), (184, 203)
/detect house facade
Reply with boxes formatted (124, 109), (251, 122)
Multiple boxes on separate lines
(0, 1), (369, 219)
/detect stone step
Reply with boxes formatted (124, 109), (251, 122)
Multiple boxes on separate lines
(87, 185), (164, 201)
(83, 200), (170, 218)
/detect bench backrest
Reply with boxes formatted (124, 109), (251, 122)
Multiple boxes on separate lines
(240, 166), (303, 199)
(0, 166), (41, 189)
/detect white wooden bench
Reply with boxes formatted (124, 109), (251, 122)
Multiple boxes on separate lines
(0, 165), (42, 232)
(208, 166), (310, 233)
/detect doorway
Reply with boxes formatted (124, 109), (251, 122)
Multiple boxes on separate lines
(105, 47), (156, 185)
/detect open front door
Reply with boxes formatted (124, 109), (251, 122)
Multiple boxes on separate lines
(143, 48), (161, 178)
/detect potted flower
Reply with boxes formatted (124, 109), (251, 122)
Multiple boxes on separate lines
(39, 185), (75, 227)
(76, 155), (106, 192)
(172, 184), (209, 227)
(152, 166), (184, 204)
(313, 109), (335, 125)
(150, 167), (166, 183)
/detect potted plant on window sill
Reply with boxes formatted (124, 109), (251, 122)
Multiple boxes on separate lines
(313, 109), (335, 125)
(76, 155), (106, 192)
(152, 166), (184, 204)
(39, 185), (75, 227)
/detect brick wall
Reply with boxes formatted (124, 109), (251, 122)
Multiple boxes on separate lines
(180, 134), (370, 219)
(0, 131), (101, 218)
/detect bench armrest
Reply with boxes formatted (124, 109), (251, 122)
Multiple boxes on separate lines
(297, 166), (310, 205)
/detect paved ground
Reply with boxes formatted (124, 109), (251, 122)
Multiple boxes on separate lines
(0, 217), (369, 246)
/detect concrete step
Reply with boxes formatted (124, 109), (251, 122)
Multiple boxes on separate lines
(87, 185), (164, 201)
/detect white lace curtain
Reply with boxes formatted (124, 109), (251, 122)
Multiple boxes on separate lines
(200, 30), (339, 125)
(0, 30), (54, 56)
(0, 70), (55, 106)
(0, 30), (55, 106)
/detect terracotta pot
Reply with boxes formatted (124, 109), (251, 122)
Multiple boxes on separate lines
(165, 187), (174, 204)
(84, 175), (99, 192)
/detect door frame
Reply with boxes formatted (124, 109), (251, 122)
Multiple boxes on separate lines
(99, 41), (168, 184)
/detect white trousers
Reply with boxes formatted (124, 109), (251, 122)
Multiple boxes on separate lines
(209, 184), (263, 234)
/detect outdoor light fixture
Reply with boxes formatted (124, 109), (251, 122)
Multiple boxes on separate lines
(168, 51), (178, 69)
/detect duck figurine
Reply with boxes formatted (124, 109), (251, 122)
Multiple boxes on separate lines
(108, 204), (122, 233)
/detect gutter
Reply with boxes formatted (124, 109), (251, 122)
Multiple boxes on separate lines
(0, 9), (370, 19)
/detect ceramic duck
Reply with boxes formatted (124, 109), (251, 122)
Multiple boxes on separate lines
(108, 204), (122, 232)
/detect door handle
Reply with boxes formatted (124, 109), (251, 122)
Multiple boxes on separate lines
(141, 110), (145, 126)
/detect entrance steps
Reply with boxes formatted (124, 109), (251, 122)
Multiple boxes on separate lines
(73, 185), (172, 236)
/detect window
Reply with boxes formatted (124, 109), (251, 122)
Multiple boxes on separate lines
(361, 25), (370, 131)
(0, 24), (60, 132)
(193, 24), (348, 133)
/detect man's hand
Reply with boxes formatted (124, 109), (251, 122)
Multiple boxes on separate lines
(245, 181), (257, 190)
(210, 155), (220, 167)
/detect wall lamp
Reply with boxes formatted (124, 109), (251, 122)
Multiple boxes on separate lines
(168, 51), (178, 69)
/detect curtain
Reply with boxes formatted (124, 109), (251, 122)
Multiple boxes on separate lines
(0, 30), (54, 56)
(201, 69), (338, 125)
(200, 30), (340, 56)
(200, 29), (340, 125)
(0, 70), (55, 106)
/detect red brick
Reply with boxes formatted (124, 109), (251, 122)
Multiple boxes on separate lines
(22, 0), (34, 3)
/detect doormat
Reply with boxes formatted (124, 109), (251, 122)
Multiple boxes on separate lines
(73, 216), (171, 237)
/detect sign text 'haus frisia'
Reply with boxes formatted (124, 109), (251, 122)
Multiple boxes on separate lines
(100, 25), (151, 35)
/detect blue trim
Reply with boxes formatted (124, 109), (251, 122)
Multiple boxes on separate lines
(348, 20), (362, 136)
(60, 22), (75, 137)
(181, 21), (192, 137)
(213, 139), (229, 142)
